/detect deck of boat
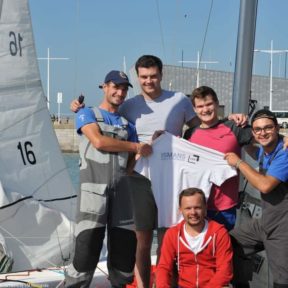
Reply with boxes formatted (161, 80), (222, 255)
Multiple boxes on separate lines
(0, 260), (109, 288)
(0, 255), (158, 288)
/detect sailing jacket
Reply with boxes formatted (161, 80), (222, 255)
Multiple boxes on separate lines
(156, 219), (233, 288)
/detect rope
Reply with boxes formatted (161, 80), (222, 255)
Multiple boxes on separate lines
(197, 0), (214, 84)
(199, 0), (214, 64)
(155, 0), (166, 61)
(69, 0), (81, 152)
(96, 265), (109, 277)
(0, 222), (71, 268)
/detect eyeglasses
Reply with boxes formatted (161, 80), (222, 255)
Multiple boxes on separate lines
(252, 125), (275, 135)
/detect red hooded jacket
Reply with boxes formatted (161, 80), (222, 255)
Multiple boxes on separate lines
(156, 219), (233, 288)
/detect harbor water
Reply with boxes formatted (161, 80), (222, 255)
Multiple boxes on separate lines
(63, 153), (80, 190)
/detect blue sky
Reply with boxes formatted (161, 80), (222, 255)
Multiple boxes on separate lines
(29, 0), (288, 116)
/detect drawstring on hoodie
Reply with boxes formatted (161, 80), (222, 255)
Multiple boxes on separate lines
(212, 233), (216, 256)
(177, 230), (180, 271)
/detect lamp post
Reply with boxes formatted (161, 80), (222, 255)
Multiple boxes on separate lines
(38, 48), (69, 111)
(178, 51), (219, 87)
(57, 92), (62, 124)
(254, 40), (288, 111)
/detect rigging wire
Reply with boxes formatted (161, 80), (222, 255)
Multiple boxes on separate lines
(171, 0), (181, 67)
(197, 0), (214, 85)
(155, 0), (166, 61)
(73, 0), (80, 98)
(72, 0), (81, 152)
(0, 223), (66, 268)
(199, 0), (214, 64)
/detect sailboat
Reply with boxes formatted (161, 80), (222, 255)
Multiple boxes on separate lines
(0, 0), (77, 271)
(0, 0), (78, 286)
(0, 1), (113, 286)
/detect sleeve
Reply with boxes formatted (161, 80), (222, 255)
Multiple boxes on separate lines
(127, 122), (139, 143)
(134, 157), (150, 179)
(209, 151), (237, 186)
(75, 107), (96, 135)
(156, 229), (177, 288)
(205, 227), (233, 287)
(182, 93), (195, 123)
(210, 166), (237, 187)
(225, 120), (253, 146)
(183, 127), (194, 140)
(267, 150), (288, 182)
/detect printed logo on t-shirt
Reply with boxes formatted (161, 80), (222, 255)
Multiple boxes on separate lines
(79, 114), (85, 122)
(161, 152), (186, 161)
(160, 152), (200, 164)
(188, 154), (200, 164)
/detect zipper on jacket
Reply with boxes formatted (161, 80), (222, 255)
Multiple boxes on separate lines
(194, 254), (199, 288)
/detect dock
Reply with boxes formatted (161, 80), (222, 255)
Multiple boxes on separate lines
(53, 120), (79, 152)
(53, 117), (288, 153)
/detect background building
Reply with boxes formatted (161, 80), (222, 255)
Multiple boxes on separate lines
(130, 65), (288, 117)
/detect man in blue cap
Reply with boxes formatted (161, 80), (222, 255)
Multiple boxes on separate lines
(65, 70), (152, 288)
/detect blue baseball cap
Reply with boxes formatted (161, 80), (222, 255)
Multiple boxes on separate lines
(99, 70), (133, 88)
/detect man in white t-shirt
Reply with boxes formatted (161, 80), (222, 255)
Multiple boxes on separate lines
(118, 55), (198, 288)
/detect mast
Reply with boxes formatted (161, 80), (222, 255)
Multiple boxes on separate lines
(232, 0), (258, 114)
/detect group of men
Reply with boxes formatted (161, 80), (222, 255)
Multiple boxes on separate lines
(64, 54), (288, 288)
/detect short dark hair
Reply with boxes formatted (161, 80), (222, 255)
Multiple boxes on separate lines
(135, 55), (163, 75)
(179, 188), (206, 207)
(191, 86), (219, 107)
(251, 109), (278, 126)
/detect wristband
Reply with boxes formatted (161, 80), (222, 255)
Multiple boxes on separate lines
(235, 159), (243, 169)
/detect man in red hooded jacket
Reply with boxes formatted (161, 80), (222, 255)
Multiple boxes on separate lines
(156, 187), (233, 288)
